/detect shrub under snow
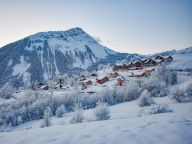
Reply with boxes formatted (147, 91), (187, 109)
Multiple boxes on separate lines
(94, 102), (111, 121)
(142, 77), (168, 97)
(41, 107), (52, 128)
(156, 65), (177, 86)
(0, 83), (15, 99)
(171, 82), (192, 103)
(55, 104), (66, 118)
(186, 83), (192, 101)
(171, 87), (185, 102)
(70, 106), (84, 124)
(138, 90), (154, 107)
(138, 104), (173, 117)
(149, 104), (173, 115)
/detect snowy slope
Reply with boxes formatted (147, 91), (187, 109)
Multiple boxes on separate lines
(168, 53), (192, 70)
(0, 96), (192, 144)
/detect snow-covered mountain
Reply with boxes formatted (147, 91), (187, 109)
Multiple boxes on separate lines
(0, 27), (191, 88)
(152, 47), (192, 57)
(0, 27), (140, 88)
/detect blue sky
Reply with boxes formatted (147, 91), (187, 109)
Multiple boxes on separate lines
(0, 0), (191, 54)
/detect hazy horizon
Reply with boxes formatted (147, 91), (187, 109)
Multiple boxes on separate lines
(0, 0), (191, 54)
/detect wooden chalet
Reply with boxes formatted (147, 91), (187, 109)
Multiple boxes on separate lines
(117, 78), (124, 86)
(166, 56), (173, 62)
(154, 58), (165, 65)
(96, 76), (109, 84)
(133, 61), (144, 67)
(54, 83), (63, 89)
(144, 69), (155, 76)
(134, 72), (146, 78)
(127, 61), (144, 70)
(80, 80), (92, 87)
(144, 59), (157, 66)
(79, 75), (86, 81)
(90, 73), (97, 77)
(113, 65), (122, 71)
(155, 55), (164, 60)
(113, 65), (128, 71)
(122, 64), (128, 69)
(40, 85), (49, 90)
(138, 59), (147, 63)
(38, 83), (44, 88)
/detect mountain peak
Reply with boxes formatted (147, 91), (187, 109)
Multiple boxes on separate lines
(29, 27), (86, 41)
(66, 27), (85, 34)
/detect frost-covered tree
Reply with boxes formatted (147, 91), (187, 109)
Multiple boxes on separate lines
(41, 107), (52, 128)
(171, 87), (185, 102)
(171, 82), (192, 103)
(55, 104), (66, 118)
(156, 65), (177, 86)
(186, 83), (192, 101)
(31, 80), (39, 90)
(6, 122), (12, 132)
(70, 105), (84, 124)
(94, 102), (110, 121)
(0, 82), (15, 99)
(142, 77), (168, 97)
(138, 90), (154, 107)
(17, 116), (23, 125)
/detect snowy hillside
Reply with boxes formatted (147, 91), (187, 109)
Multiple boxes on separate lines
(0, 88), (192, 144)
(169, 53), (192, 70)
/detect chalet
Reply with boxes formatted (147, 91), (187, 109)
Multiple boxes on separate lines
(134, 72), (146, 78)
(129, 72), (135, 77)
(40, 85), (49, 90)
(138, 59), (147, 63)
(80, 80), (92, 87)
(154, 58), (165, 65)
(117, 78), (124, 86)
(155, 55), (164, 60)
(79, 75), (86, 81)
(144, 59), (157, 66)
(144, 69), (155, 76)
(113, 65), (124, 71)
(165, 56), (173, 62)
(108, 72), (118, 78)
(90, 73), (97, 77)
(128, 66), (143, 70)
(96, 76), (109, 84)
(122, 64), (128, 69)
(54, 83), (63, 89)
(133, 61), (144, 67)
(127, 62), (134, 69)
(38, 83), (44, 88)
(127, 61), (143, 70)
